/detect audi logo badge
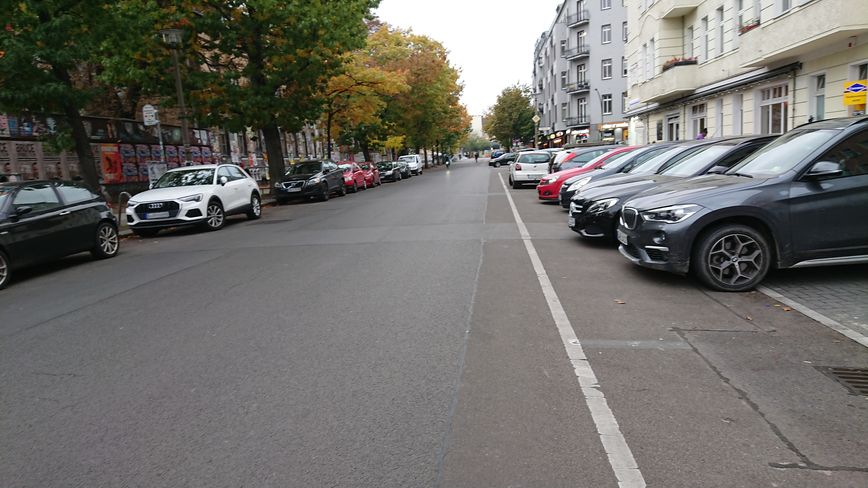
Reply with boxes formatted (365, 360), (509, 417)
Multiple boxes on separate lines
(148, 203), (163, 209)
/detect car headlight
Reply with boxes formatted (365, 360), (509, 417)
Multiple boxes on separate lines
(180, 194), (203, 203)
(309, 176), (322, 184)
(569, 201), (579, 213)
(586, 198), (619, 214)
(566, 177), (592, 192)
(640, 204), (701, 223)
(127, 200), (139, 206)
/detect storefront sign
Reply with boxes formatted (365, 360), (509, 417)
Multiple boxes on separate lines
(844, 80), (867, 106)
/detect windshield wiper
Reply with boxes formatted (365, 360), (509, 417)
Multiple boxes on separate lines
(729, 172), (753, 178)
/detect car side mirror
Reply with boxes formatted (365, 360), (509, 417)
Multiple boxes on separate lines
(219, 176), (229, 186)
(806, 161), (843, 179)
(10, 206), (33, 221)
(707, 165), (729, 174)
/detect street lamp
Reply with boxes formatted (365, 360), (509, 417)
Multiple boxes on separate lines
(159, 28), (192, 163)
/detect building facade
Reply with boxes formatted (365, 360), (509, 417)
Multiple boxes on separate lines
(625, 0), (868, 144)
(533, 0), (629, 145)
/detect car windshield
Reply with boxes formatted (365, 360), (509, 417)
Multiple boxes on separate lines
(596, 150), (632, 169)
(661, 145), (732, 177)
(154, 168), (215, 188)
(728, 129), (839, 177)
(377, 162), (392, 169)
(338, 164), (353, 171)
(287, 162), (323, 175)
(518, 153), (550, 164)
(628, 147), (688, 175)
(398, 156), (415, 162)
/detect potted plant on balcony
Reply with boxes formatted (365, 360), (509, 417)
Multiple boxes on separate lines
(738, 18), (760, 35)
(661, 57), (698, 72)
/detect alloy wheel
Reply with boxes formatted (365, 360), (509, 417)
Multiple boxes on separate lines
(98, 225), (119, 255)
(252, 196), (261, 217)
(706, 233), (764, 287)
(0, 252), (8, 288)
(206, 203), (225, 229)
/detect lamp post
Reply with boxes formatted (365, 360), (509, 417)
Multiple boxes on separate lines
(594, 88), (606, 142)
(159, 28), (191, 163)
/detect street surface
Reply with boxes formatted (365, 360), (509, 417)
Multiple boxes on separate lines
(2, 158), (867, 487)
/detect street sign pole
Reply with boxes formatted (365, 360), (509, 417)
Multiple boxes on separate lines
(532, 114), (541, 149)
(143, 104), (166, 165)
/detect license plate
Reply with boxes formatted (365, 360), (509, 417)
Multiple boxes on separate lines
(568, 217), (575, 227)
(286, 187), (302, 192)
(145, 212), (170, 220)
(617, 229), (629, 246)
(530, 174), (545, 179)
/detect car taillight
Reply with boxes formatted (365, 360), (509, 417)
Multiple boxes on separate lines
(515, 163), (522, 170)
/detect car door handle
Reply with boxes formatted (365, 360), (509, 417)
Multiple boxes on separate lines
(59, 210), (71, 216)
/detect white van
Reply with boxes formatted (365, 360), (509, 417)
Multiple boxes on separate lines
(398, 155), (423, 175)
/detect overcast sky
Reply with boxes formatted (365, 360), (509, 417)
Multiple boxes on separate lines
(374, 0), (562, 116)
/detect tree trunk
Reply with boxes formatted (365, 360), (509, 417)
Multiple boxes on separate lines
(302, 131), (310, 158)
(261, 123), (285, 184)
(326, 111), (334, 160)
(292, 132), (300, 160)
(63, 102), (100, 192)
(360, 140), (371, 162)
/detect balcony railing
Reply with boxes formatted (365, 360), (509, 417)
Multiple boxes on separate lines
(564, 10), (590, 27)
(562, 46), (590, 60)
(563, 116), (590, 127)
(562, 81), (591, 94)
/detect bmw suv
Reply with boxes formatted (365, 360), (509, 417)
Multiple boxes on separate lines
(617, 117), (868, 292)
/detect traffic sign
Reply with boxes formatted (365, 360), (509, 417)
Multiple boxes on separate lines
(532, 115), (541, 124)
(143, 104), (159, 126)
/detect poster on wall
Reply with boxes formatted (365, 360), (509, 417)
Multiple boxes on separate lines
(120, 144), (138, 182)
(177, 145), (186, 165)
(100, 144), (123, 184)
(150, 145), (163, 163)
(201, 146), (213, 163)
(190, 146), (202, 164)
(0, 115), (9, 137)
(166, 145), (179, 169)
(136, 144), (151, 182)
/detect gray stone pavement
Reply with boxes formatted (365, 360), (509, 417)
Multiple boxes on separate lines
(763, 265), (868, 340)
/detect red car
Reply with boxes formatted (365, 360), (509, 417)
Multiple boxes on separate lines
(537, 146), (638, 201)
(358, 162), (381, 188)
(339, 162), (367, 192)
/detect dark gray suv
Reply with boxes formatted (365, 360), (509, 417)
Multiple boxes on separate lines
(617, 116), (868, 292)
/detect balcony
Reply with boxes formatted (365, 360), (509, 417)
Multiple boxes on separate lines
(562, 81), (591, 94)
(564, 10), (590, 28)
(564, 116), (590, 127)
(739, 0), (868, 68)
(651, 0), (701, 19)
(562, 45), (590, 61)
(633, 63), (698, 103)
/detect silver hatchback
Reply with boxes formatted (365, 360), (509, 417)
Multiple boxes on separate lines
(508, 151), (551, 189)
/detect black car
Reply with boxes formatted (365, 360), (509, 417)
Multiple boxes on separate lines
(378, 161), (403, 182)
(558, 144), (675, 208)
(275, 160), (345, 203)
(489, 152), (516, 168)
(0, 181), (120, 290)
(569, 136), (772, 242)
(617, 117), (868, 292)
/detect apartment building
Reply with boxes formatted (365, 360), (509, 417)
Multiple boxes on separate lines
(625, 0), (868, 144)
(532, 0), (629, 145)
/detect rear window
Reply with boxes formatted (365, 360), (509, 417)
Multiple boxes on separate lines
(56, 182), (99, 204)
(517, 153), (551, 163)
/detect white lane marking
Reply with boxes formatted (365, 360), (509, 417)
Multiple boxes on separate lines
(498, 173), (646, 488)
(758, 286), (868, 349)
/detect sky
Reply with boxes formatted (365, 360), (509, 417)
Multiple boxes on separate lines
(374, 0), (563, 116)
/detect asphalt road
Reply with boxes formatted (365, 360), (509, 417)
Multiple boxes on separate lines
(2, 158), (867, 487)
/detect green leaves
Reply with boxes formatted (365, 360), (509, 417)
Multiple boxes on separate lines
(483, 85), (535, 151)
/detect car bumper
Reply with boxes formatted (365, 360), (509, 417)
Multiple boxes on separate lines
(537, 182), (560, 200)
(274, 184), (323, 200)
(513, 172), (546, 184)
(126, 199), (208, 229)
(570, 209), (618, 239)
(616, 220), (691, 275)
(560, 187), (577, 208)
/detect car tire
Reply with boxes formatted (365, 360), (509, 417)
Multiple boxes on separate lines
(494, 162), (501, 168)
(512, 178), (521, 189)
(247, 193), (262, 220)
(363, 180), (368, 190)
(692, 224), (771, 292)
(203, 199), (226, 231)
(132, 228), (160, 238)
(91, 222), (120, 259)
(351, 182), (358, 193)
(0, 248), (11, 290)
(338, 184), (347, 197)
(319, 184), (330, 202)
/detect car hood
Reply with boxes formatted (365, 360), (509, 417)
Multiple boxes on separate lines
(130, 185), (215, 202)
(574, 175), (681, 202)
(624, 174), (770, 210)
(282, 173), (319, 182)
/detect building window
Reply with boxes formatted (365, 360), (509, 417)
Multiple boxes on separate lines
(732, 94), (743, 135)
(859, 63), (868, 80)
(622, 91), (629, 113)
(602, 0), (612, 10)
(602, 94), (613, 115)
(642, 43), (649, 80)
(578, 98), (588, 119)
(649, 38), (655, 75)
(562, 103), (569, 121)
(717, 7), (724, 56)
(691, 103), (707, 138)
(578, 64), (587, 83)
(702, 17), (709, 61)
(602, 24), (612, 44)
(758, 84), (789, 134)
(667, 114), (681, 141)
(578, 30), (587, 49)
(561, 71), (568, 89)
(560, 39), (567, 55)
(602, 59), (613, 79)
(623, 21), (628, 42)
(686, 26), (694, 58)
(622, 56), (628, 77)
(777, 0), (792, 15)
(812, 74), (826, 121)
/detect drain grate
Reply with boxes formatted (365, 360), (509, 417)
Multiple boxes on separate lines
(817, 367), (868, 396)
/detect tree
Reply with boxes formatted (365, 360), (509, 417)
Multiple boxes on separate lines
(0, 1), (137, 190)
(462, 134), (492, 153)
(483, 85), (535, 151)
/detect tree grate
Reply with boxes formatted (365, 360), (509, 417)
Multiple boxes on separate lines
(817, 367), (868, 396)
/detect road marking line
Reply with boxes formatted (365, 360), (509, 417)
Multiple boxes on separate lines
(757, 286), (868, 349)
(498, 173), (646, 488)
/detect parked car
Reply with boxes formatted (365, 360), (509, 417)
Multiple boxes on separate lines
(570, 136), (773, 242)
(358, 162), (381, 187)
(275, 160), (345, 204)
(397, 160), (412, 179)
(508, 151), (552, 188)
(339, 162), (367, 192)
(489, 152), (517, 168)
(552, 145), (620, 172)
(126, 164), (261, 237)
(490, 150), (505, 160)
(0, 181), (119, 289)
(378, 161), (403, 182)
(618, 117), (868, 292)
(558, 144), (675, 208)
(398, 154), (423, 175)
(537, 146), (636, 201)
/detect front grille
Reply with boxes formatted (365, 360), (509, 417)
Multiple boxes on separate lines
(623, 207), (639, 230)
(282, 181), (305, 189)
(134, 201), (180, 219)
(645, 247), (668, 262)
(622, 244), (641, 259)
